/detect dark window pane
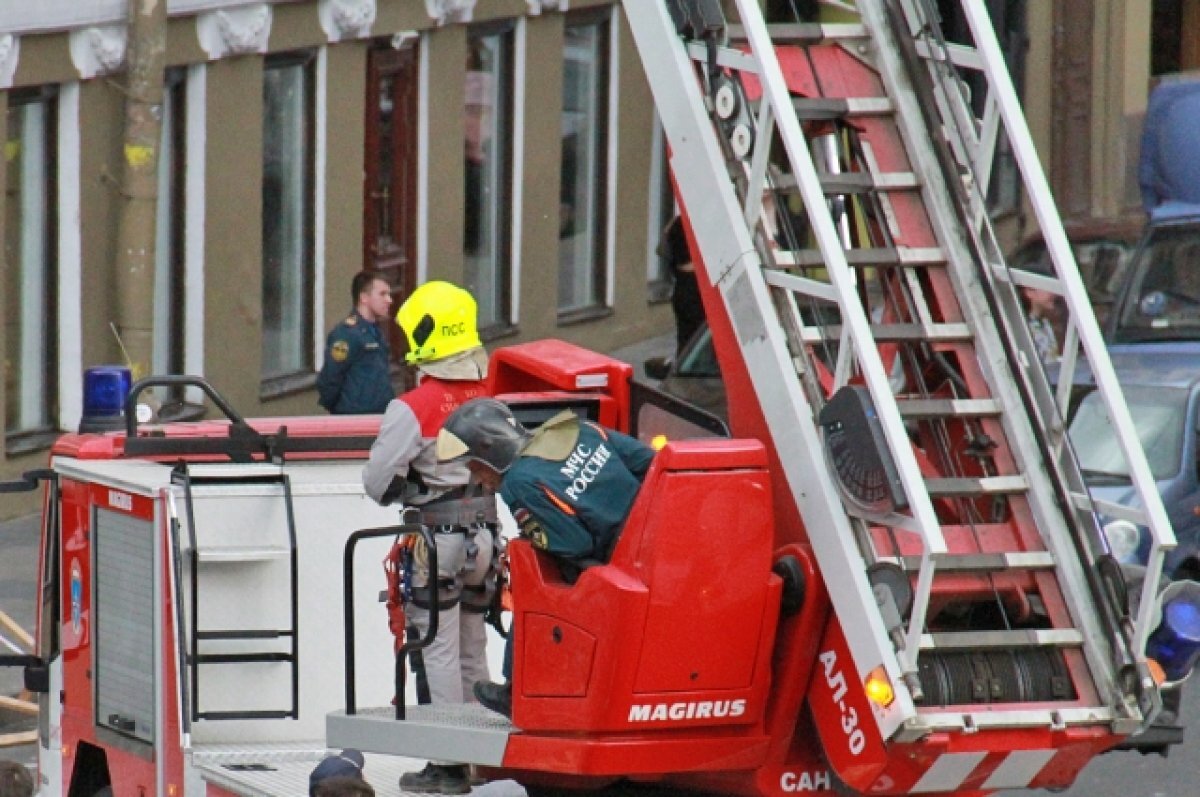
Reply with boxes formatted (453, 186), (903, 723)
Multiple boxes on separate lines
(465, 26), (514, 330)
(5, 92), (58, 437)
(262, 56), (315, 379)
(558, 13), (610, 313)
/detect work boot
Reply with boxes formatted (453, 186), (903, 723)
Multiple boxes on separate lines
(473, 680), (513, 719)
(398, 762), (471, 794)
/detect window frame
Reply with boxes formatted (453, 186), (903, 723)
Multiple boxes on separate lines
(260, 50), (318, 397)
(4, 86), (60, 453)
(556, 6), (613, 323)
(465, 19), (517, 339)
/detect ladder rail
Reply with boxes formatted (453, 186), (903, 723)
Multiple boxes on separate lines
(862, 0), (1146, 721)
(623, 0), (920, 738)
(952, 0), (1174, 658)
(730, 0), (949, 682)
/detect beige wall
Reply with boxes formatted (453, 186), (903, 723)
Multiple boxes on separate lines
(0, 2), (675, 507)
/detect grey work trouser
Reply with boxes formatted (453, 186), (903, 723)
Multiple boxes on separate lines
(405, 524), (496, 705)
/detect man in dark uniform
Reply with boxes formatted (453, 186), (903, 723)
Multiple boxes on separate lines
(436, 397), (655, 719)
(658, 214), (705, 356)
(317, 271), (395, 414)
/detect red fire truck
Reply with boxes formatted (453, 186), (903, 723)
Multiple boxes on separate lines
(5, 1), (1200, 795)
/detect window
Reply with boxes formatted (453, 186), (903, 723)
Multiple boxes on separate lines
(1152, 0), (1200, 75)
(465, 24), (514, 333)
(558, 11), (611, 317)
(4, 89), (58, 446)
(154, 71), (186, 398)
(262, 53), (315, 386)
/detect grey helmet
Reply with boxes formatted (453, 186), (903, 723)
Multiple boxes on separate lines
(436, 398), (531, 473)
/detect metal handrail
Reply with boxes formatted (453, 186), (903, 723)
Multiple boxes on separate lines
(342, 520), (438, 720)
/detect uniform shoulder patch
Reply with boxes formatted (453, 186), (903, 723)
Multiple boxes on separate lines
(330, 339), (351, 362)
(344, 315), (358, 326)
(514, 507), (549, 550)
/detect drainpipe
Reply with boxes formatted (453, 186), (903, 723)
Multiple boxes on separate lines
(113, 0), (166, 380)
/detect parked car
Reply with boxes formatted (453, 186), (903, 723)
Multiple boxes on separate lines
(1108, 202), (1200, 344)
(1067, 344), (1200, 580)
(1009, 220), (1140, 331)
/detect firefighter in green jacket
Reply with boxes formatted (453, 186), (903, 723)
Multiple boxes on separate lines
(436, 397), (655, 718)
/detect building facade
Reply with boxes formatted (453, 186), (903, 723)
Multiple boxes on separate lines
(0, 0), (681, 511)
(2, 0), (1199, 513)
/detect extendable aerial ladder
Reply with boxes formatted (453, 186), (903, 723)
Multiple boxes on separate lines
(625, 0), (1174, 754)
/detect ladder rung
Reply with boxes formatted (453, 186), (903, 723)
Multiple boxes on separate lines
(196, 545), (290, 563)
(193, 652), (295, 664)
(774, 246), (945, 268)
(822, 172), (920, 193)
(925, 475), (1029, 497)
(773, 171), (920, 194)
(920, 629), (1083, 650)
(792, 96), (895, 120)
(895, 398), (1001, 419)
(197, 629), (294, 640)
(882, 551), (1056, 573)
(197, 709), (296, 721)
(727, 22), (869, 43)
(801, 322), (972, 343)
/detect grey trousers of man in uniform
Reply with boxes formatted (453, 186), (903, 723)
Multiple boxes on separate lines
(405, 523), (496, 704)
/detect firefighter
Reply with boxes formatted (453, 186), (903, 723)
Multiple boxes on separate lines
(435, 397), (655, 718)
(361, 281), (496, 795)
(317, 270), (395, 414)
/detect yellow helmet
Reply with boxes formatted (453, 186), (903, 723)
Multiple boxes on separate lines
(396, 281), (482, 365)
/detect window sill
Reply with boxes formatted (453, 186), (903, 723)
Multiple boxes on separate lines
(5, 429), (61, 457)
(556, 305), (613, 327)
(260, 371), (318, 401)
(480, 323), (519, 344)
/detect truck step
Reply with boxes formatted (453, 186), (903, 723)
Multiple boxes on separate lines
(196, 629), (294, 640)
(195, 544), (290, 563)
(193, 652), (295, 664)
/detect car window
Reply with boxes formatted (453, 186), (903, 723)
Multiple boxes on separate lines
(1114, 224), (1200, 342)
(676, 326), (719, 377)
(1068, 384), (1188, 481)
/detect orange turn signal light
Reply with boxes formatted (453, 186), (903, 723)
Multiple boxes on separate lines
(864, 666), (895, 707)
(1147, 657), (1167, 686)
(651, 434), (669, 451)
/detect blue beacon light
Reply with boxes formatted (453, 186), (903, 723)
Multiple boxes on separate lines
(79, 366), (132, 433)
(1146, 582), (1200, 683)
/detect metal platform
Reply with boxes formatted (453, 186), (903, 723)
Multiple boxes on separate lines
(192, 741), (525, 796)
(327, 704), (513, 767)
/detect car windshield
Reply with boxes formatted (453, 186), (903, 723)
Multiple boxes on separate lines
(1113, 223), (1200, 342)
(1068, 384), (1189, 481)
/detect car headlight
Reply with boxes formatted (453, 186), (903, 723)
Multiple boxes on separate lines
(1103, 519), (1143, 563)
